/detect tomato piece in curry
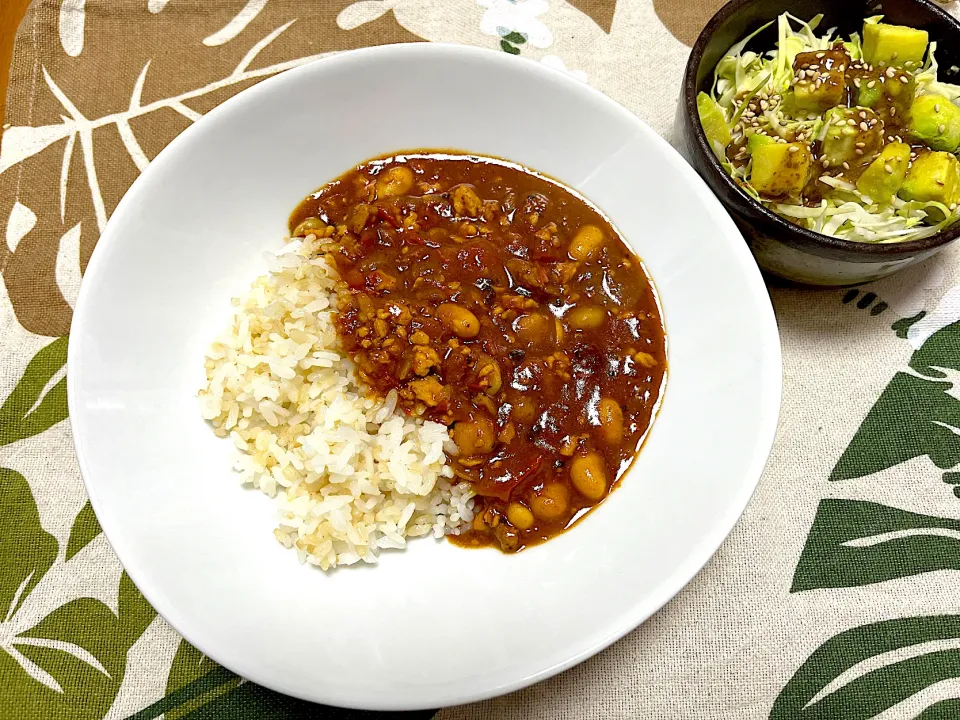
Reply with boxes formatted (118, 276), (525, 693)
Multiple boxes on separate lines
(289, 152), (666, 553)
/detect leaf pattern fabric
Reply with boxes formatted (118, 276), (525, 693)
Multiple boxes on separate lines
(5, 0), (960, 718)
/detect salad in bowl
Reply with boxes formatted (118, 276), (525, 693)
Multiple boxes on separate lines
(698, 13), (960, 244)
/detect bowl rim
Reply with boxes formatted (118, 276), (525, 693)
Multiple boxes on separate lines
(683, 0), (960, 259)
(68, 41), (784, 710)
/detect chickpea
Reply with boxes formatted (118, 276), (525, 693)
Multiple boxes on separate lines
(596, 398), (624, 447)
(292, 216), (327, 237)
(530, 482), (570, 521)
(567, 305), (607, 330)
(376, 165), (415, 198)
(569, 224), (605, 261)
(570, 451), (608, 501)
(452, 414), (496, 455)
(438, 303), (480, 339)
(633, 351), (658, 369)
(510, 395), (538, 424)
(506, 502), (535, 530)
(514, 312), (554, 348)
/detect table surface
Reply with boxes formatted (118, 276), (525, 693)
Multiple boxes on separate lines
(5, 1), (960, 719)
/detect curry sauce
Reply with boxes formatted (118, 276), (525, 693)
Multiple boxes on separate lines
(290, 152), (666, 552)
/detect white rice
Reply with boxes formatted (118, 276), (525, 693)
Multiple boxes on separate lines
(199, 234), (474, 570)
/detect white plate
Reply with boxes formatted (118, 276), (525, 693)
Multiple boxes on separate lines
(68, 44), (781, 711)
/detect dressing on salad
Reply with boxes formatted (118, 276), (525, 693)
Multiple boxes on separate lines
(698, 14), (960, 243)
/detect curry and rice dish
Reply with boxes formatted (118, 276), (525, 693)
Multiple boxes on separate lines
(200, 152), (665, 568)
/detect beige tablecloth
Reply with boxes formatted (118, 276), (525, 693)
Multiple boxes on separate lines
(5, 1), (960, 717)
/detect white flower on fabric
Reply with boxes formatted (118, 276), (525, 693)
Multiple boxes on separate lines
(540, 54), (588, 83)
(477, 0), (553, 49)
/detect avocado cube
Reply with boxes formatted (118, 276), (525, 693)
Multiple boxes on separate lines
(856, 142), (911, 202)
(856, 71), (915, 124)
(822, 107), (884, 168)
(749, 141), (812, 197)
(899, 151), (960, 206)
(697, 92), (731, 157)
(746, 132), (776, 154)
(793, 49), (848, 111)
(863, 22), (928, 70)
(909, 94), (960, 152)
(857, 83), (883, 108)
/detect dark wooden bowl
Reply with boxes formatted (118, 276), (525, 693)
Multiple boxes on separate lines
(678, 0), (960, 286)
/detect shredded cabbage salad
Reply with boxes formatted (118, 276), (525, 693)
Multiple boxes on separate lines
(707, 13), (960, 243)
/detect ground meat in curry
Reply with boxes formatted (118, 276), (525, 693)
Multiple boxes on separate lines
(289, 152), (666, 553)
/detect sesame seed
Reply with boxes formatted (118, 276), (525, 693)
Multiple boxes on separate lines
(859, 111), (867, 119)
(823, 158), (831, 167)
(848, 118), (858, 126)
(760, 99), (769, 110)
(886, 68), (896, 78)
(842, 162), (850, 169)
(891, 107), (897, 117)
(936, 103), (941, 112)
(788, 145), (799, 153)
(867, 80), (876, 88)
(940, 124), (947, 133)
(855, 148), (864, 155)
(884, 164), (894, 173)
(860, 122), (869, 131)
(843, 127), (857, 136)
(900, 76), (908, 83)
(855, 142), (866, 148)
(854, 78), (862, 87)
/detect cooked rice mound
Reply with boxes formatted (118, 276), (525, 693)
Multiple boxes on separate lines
(199, 234), (474, 570)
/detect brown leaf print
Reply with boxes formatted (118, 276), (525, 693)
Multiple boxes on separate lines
(566, 0), (618, 33)
(0, 0), (424, 337)
(653, 0), (726, 47)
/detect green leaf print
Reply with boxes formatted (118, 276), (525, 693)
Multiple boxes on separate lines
(0, 467), (156, 718)
(792, 499), (960, 591)
(771, 616), (960, 719)
(909, 319), (960, 378)
(0, 336), (69, 447)
(65, 500), (102, 562)
(500, 39), (521, 55)
(129, 638), (438, 719)
(831, 319), (960, 482)
(0, 467), (58, 626)
(918, 699), (960, 719)
(161, 640), (241, 720)
(178, 683), (438, 719)
(501, 31), (527, 44)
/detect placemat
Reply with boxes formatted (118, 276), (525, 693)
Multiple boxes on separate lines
(4, 1), (960, 717)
